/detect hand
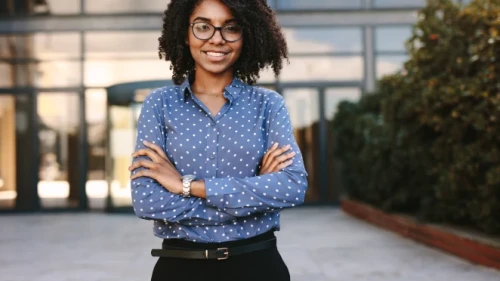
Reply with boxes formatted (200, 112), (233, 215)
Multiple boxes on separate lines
(259, 142), (296, 175)
(129, 141), (183, 194)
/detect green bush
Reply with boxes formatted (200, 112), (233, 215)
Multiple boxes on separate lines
(332, 0), (500, 233)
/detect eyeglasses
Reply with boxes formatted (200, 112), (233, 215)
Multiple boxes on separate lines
(190, 22), (243, 42)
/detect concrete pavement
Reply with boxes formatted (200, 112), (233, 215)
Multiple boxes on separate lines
(0, 207), (498, 281)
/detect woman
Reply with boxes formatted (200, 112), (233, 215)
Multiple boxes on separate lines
(128, 0), (308, 280)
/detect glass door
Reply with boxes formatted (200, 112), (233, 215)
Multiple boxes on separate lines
(280, 85), (362, 204)
(0, 95), (17, 209)
(281, 87), (322, 203)
(106, 103), (138, 209)
(37, 92), (82, 209)
(0, 92), (39, 211)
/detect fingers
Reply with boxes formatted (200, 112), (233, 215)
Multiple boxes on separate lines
(142, 140), (169, 161)
(128, 159), (155, 171)
(260, 143), (296, 175)
(132, 148), (162, 163)
(276, 159), (294, 171)
(130, 168), (153, 180)
(262, 142), (279, 168)
(267, 144), (292, 164)
(267, 151), (296, 172)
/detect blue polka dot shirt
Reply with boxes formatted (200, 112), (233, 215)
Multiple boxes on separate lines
(130, 77), (308, 243)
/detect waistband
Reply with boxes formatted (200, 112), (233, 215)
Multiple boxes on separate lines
(162, 230), (276, 250)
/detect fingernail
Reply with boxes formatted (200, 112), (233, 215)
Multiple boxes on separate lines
(286, 144), (291, 148)
(274, 142), (279, 146)
(143, 140), (149, 145)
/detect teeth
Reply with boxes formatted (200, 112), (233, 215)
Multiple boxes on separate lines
(206, 52), (226, 57)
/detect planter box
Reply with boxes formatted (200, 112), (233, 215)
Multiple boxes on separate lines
(341, 199), (500, 270)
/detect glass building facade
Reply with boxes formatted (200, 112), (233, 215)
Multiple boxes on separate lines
(0, 0), (470, 212)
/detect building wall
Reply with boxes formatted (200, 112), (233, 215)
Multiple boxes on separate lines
(0, 0), (472, 211)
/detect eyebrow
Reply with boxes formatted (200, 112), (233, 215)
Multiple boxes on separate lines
(192, 16), (237, 24)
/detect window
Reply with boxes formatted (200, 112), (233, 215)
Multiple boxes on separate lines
(0, 33), (81, 60)
(376, 55), (408, 79)
(0, 0), (81, 15)
(372, 0), (426, 8)
(85, 32), (169, 87)
(277, 0), (362, 10)
(0, 64), (12, 88)
(283, 27), (363, 54)
(38, 61), (82, 87)
(85, 0), (169, 13)
(85, 32), (157, 59)
(375, 26), (413, 52)
(45, 0), (81, 14)
(281, 56), (363, 82)
(33, 33), (81, 60)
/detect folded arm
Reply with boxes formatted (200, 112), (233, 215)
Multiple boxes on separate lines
(130, 90), (236, 225)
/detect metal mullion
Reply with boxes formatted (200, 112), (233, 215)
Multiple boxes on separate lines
(318, 87), (328, 203)
(78, 29), (88, 210)
(31, 89), (41, 211)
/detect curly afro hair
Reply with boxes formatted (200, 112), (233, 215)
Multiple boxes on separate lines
(158, 0), (288, 85)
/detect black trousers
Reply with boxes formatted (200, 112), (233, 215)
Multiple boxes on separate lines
(151, 231), (290, 281)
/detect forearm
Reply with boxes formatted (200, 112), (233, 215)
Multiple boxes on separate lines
(203, 167), (308, 215)
(189, 178), (279, 218)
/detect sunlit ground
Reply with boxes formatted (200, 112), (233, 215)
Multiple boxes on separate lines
(0, 208), (498, 281)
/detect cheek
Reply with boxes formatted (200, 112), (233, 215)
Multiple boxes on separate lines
(187, 33), (203, 49)
(232, 42), (244, 58)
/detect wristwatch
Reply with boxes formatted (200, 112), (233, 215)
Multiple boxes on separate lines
(181, 174), (196, 197)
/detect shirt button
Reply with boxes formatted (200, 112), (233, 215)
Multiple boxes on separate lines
(211, 122), (216, 127)
(210, 153), (216, 159)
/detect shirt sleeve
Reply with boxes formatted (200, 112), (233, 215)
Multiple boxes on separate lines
(204, 95), (308, 216)
(130, 89), (236, 225)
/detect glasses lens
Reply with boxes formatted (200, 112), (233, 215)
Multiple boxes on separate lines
(222, 25), (243, 41)
(192, 23), (214, 40)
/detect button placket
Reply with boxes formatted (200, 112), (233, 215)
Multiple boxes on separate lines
(206, 121), (218, 177)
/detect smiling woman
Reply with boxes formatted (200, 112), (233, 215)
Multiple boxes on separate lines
(129, 0), (306, 281)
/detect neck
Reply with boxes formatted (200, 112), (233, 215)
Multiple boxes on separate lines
(192, 67), (234, 95)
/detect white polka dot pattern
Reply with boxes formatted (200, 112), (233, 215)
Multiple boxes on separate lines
(130, 77), (308, 243)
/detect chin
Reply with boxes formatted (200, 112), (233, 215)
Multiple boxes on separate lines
(201, 64), (233, 75)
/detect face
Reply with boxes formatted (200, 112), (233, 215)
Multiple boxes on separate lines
(187, 0), (243, 76)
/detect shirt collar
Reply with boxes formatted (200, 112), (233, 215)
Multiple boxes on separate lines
(181, 75), (245, 103)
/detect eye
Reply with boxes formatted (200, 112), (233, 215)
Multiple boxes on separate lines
(224, 25), (242, 34)
(194, 23), (212, 32)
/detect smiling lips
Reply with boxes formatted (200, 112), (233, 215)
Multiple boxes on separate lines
(203, 51), (229, 62)
(206, 51), (227, 57)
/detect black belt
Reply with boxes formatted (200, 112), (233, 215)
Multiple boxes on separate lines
(151, 237), (276, 260)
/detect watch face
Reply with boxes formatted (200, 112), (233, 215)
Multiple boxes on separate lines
(182, 174), (196, 181)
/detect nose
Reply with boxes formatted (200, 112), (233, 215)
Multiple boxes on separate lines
(209, 28), (225, 44)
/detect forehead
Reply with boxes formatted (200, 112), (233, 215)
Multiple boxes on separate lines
(190, 0), (235, 23)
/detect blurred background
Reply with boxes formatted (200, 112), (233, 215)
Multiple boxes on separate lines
(2, 1), (500, 280)
(0, 0), (477, 214)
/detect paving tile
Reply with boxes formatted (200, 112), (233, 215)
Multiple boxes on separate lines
(0, 208), (499, 281)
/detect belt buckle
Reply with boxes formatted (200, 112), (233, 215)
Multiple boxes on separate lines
(216, 247), (229, 260)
